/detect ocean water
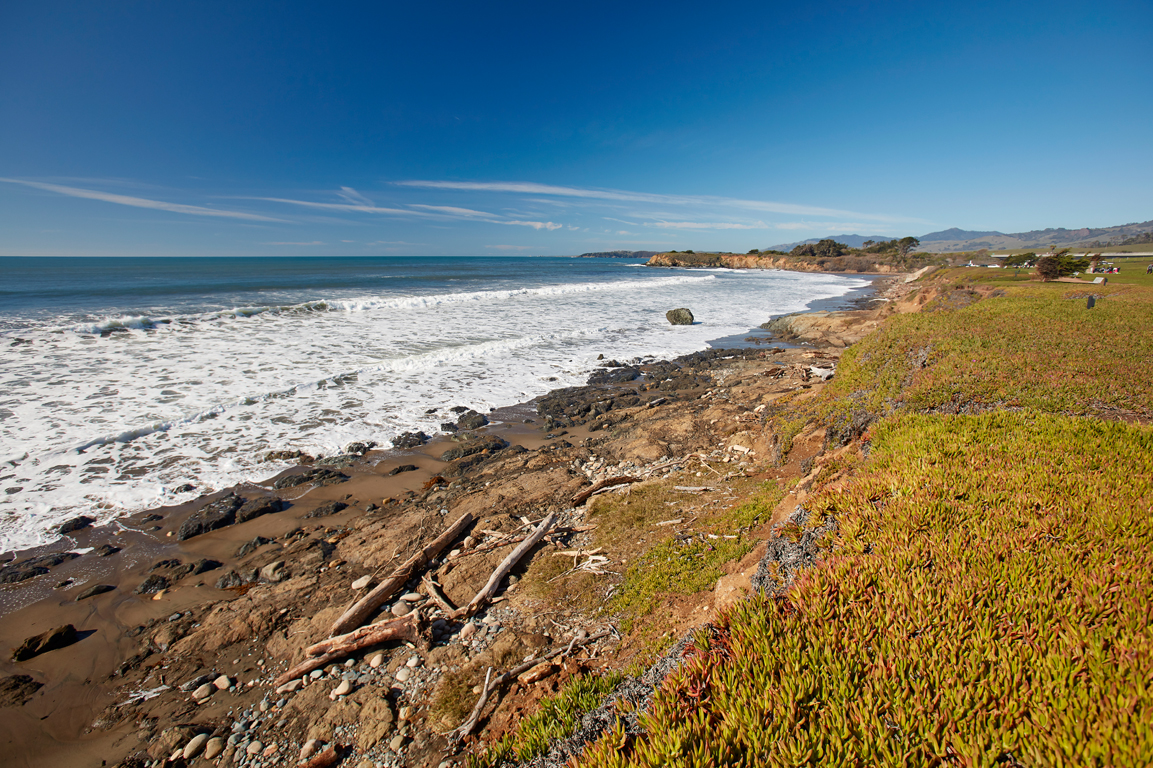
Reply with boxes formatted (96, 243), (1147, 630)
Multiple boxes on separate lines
(0, 256), (869, 553)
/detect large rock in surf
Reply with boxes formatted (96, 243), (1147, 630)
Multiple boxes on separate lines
(456, 410), (489, 430)
(57, 516), (96, 535)
(391, 431), (429, 449)
(666, 308), (694, 325)
(236, 496), (284, 523)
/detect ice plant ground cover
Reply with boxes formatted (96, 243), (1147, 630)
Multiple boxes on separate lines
(478, 272), (1153, 767)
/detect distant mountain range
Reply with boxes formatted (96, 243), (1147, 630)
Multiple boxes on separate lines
(769, 219), (1153, 254)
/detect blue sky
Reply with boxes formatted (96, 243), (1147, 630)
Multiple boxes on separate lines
(2, 0), (1150, 256)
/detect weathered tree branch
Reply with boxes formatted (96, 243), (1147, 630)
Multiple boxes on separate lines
(276, 613), (419, 686)
(572, 476), (641, 506)
(420, 572), (458, 614)
(452, 511), (557, 620)
(330, 512), (473, 636)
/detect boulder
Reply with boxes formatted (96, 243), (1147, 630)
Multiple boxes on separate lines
(343, 441), (376, 456)
(0, 552), (80, 584)
(134, 575), (168, 595)
(391, 431), (429, 449)
(11, 624), (80, 661)
(0, 674), (43, 707)
(666, 308), (694, 325)
(440, 435), (508, 462)
(387, 464), (418, 476)
(271, 468), (349, 490)
(236, 496), (284, 523)
(75, 584), (115, 601)
(304, 500), (348, 519)
(235, 536), (271, 558)
(177, 494), (243, 540)
(57, 515), (96, 535)
(456, 410), (489, 430)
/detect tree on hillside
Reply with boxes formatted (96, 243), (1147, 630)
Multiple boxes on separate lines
(898, 237), (920, 258)
(1004, 252), (1035, 267)
(1035, 253), (1091, 281)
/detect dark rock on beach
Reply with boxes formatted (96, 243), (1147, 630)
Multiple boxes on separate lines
(12, 624), (80, 661)
(236, 496), (284, 523)
(264, 449), (313, 463)
(440, 435), (509, 462)
(189, 558), (222, 575)
(271, 468), (348, 490)
(387, 464), (418, 476)
(177, 494), (243, 540)
(134, 575), (168, 595)
(0, 675), (43, 707)
(235, 536), (271, 558)
(391, 431), (429, 449)
(75, 584), (115, 601)
(94, 543), (121, 557)
(440, 422), (458, 433)
(666, 307), (694, 325)
(343, 441), (376, 456)
(0, 552), (81, 584)
(57, 515), (96, 535)
(456, 410), (489, 430)
(305, 500), (349, 519)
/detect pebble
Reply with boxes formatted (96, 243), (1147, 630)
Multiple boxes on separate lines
(204, 736), (225, 760)
(344, 658), (356, 667)
(182, 733), (209, 760)
(395, 667), (411, 683)
(275, 678), (302, 694)
(459, 621), (478, 639)
(227, 733), (242, 746)
(389, 734), (407, 752)
(399, 592), (423, 602)
(263, 742), (279, 757)
(192, 683), (214, 701)
(167, 612), (182, 622)
(300, 739), (321, 761)
(369, 653), (384, 668)
(399, 705), (413, 721)
(310, 669), (324, 680)
(391, 602), (412, 617)
(351, 574), (373, 590)
(405, 655), (420, 668)
(330, 679), (352, 699)
(214, 674), (232, 690)
(246, 740), (264, 755)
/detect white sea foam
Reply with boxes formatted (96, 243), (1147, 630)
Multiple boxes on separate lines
(0, 267), (866, 552)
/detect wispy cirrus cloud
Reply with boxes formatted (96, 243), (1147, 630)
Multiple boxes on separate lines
(505, 220), (561, 230)
(408, 204), (496, 218)
(395, 179), (917, 223)
(651, 220), (769, 230)
(1, 178), (284, 222)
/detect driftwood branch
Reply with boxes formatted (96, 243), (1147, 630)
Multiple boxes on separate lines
(448, 629), (611, 741)
(452, 511), (557, 619)
(276, 613), (419, 686)
(572, 476), (641, 506)
(330, 512), (473, 636)
(451, 666), (493, 740)
(420, 572), (458, 613)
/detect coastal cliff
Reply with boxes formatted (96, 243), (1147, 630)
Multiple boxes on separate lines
(646, 251), (907, 273)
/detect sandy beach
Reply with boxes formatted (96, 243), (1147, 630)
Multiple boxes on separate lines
(0, 276), (904, 768)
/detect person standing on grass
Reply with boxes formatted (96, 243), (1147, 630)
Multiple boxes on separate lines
(1147, 263), (1152, 274)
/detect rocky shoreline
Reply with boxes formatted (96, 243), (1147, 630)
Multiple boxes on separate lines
(0, 276), (912, 768)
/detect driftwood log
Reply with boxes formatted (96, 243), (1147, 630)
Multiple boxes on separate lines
(330, 512), (473, 636)
(450, 628), (611, 740)
(572, 476), (641, 506)
(276, 613), (419, 686)
(452, 511), (557, 620)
